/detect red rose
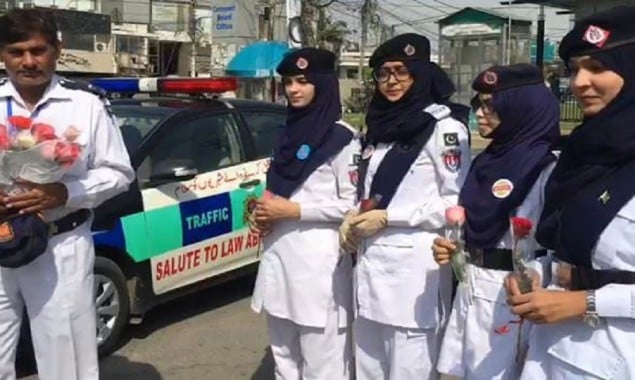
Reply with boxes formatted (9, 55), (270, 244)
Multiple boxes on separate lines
(511, 217), (533, 239)
(31, 123), (57, 142)
(7, 116), (32, 130)
(54, 142), (81, 165)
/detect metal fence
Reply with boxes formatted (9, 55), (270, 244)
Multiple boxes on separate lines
(559, 88), (583, 122)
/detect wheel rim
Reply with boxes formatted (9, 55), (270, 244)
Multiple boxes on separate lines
(94, 274), (121, 347)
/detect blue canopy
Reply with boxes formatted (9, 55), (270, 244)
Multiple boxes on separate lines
(225, 40), (291, 78)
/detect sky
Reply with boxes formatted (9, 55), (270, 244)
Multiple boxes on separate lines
(328, 0), (573, 51)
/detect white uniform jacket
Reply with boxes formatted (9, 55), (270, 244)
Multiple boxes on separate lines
(251, 122), (361, 329)
(0, 75), (134, 380)
(356, 103), (470, 329)
(522, 194), (635, 380)
(437, 161), (556, 379)
(0, 75), (135, 215)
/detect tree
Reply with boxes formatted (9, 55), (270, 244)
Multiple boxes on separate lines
(315, 9), (349, 57)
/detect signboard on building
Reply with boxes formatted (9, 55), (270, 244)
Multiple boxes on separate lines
(196, 0), (258, 45)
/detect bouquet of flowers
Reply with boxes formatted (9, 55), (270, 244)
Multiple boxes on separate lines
(445, 205), (469, 283)
(0, 115), (81, 193)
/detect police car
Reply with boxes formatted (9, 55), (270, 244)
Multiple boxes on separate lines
(84, 77), (284, 356)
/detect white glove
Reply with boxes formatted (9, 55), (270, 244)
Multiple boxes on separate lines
(339, 211), (360, 253)
(350, 210), (387, 238)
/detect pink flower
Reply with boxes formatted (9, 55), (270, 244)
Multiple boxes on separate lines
(63, 126), (80, 142)
(31, 123), (57, 142)
(261, 190), (274, 200)
(40, 140), (57, 161)
(7, 116), (32, 130)
(0, 134), (9, 150)
(445, 206), (466, 226)
(0, 124), (8, 149)
(511, 217), (532, 239)
(54, 142), (81, 165)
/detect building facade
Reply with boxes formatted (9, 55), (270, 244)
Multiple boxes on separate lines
(1, 0), (287, 77)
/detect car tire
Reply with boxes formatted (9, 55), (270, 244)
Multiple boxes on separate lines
(94, 255), (130, 357)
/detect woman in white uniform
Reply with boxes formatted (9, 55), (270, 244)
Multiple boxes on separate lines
(250, 48), (359, 380)
(433, 64), (560, 380)
(506, 6), (635, 379)
(339, 33), (470, 380)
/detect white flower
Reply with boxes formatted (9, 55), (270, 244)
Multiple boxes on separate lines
(15, 131), (36, 149)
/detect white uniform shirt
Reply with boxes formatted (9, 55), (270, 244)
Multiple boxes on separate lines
(523, 193), (635, 379)
(251, 122), (361, 328)
(356, 103), (471, 329)
(0, 76), (134, 220)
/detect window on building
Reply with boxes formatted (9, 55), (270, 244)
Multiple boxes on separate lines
(32, 0), (96, 11)
(61, 33), (94, 51)
(152, 1), (188, 33)
(116, 36), (146, 55)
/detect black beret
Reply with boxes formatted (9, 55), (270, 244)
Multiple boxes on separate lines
(276, 47), (336, 76)
(472, 63), (544, 93)
(369, 33), (431, 68)
(559, 6), (635, 61)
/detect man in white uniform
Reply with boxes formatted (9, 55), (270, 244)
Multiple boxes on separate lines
(0, 8), (134, 380)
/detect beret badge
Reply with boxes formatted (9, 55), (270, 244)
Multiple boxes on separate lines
(583, 25), (611, 48)
(296, 57), (309, 70)
(483, 71), (498, 86)
(404, 44), (416, 56)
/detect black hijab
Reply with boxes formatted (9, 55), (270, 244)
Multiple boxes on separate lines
(460, 65), (560, 249)
(267, 48), (354, 198)
(359, 33), (460, 208)
(536, 7), (635, 266)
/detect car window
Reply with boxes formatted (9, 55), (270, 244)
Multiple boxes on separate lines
(241, 110), (286, 159)
(111, 106), (175, 152)
(138, 112), (245, 187)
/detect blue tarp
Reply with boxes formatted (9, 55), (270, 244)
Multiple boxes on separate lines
(225, 40), (291, 78)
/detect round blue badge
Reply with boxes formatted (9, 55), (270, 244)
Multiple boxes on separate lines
(296, 144), (311, 160)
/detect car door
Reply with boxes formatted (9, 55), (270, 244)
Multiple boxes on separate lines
(135, 110), (266, 295)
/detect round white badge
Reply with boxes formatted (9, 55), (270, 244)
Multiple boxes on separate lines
(491, 179), (514, 199)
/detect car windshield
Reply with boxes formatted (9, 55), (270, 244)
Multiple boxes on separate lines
(111, 105), (176, 152)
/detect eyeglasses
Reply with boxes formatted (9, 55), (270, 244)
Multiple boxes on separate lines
(372, 66), (411, 83)
(470, 95), (495, 113)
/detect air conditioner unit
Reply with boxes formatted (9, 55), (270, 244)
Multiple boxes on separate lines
(95, 42), (108, 53)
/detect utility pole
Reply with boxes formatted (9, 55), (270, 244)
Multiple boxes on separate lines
(358, 0), (370, 83)
(536, 5), (545, 70)
(209, 2), (214, 77)
(188, 0), (198, 77)
(265, 0), (276, 101)
(301, 1), (315, 46)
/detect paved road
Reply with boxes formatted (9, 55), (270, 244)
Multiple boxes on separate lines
(19, 275), (275, 380)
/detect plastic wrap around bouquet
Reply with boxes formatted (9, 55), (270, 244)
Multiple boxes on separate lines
(0, 116), (82, 268)
(0, 115), (81, 189)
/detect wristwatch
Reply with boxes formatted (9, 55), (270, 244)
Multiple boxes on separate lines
(583, 290), (600, 328)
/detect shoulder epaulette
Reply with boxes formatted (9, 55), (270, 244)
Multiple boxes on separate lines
(58, 78), (108, 98)
(0, 78), (8, 86)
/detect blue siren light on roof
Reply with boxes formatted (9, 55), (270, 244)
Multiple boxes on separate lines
(89, 77), (238, 94)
